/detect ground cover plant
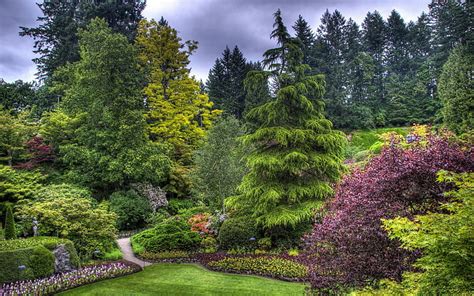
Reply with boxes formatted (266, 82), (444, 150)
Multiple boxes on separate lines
(59, 263), (308, 296)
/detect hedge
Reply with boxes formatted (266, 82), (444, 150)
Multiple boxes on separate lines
(0, 236), (80, 283)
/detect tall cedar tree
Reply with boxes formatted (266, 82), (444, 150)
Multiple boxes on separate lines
(136, 18), (220, 197)
(20, 0), (145, 80)
(55, 18), (170, 193)
(227, 10), (346, 228)
(292, 15), (316, 68)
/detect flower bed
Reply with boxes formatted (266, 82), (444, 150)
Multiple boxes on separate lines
(139, 250), (191, 261)
(0, 261), (140, 295)
(197, 253), (308, 281)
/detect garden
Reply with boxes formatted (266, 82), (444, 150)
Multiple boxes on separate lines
(1, 1), (473, 295)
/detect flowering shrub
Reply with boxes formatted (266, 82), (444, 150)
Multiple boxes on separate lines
(207, 256), (308, 280)
(139, 250), (189, 260)
(188, 213), (212, 236)
(0, 261), (139, 295)
(303, 133), (474, 290)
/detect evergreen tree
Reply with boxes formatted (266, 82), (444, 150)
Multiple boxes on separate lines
(438, 45), (473, 135)
(4, 204), (16, 240)
(362, 11), (387, 124)
(136, 18), (219, 197)
(207, 46), (249, 119)
(20, 0), (146, 80)
(385, 10), (409, 76)
(244, 62), (272, 118)
(228, 10), (346, 229)
(55, 18), (170, 193)
(292, 15), (316, 67)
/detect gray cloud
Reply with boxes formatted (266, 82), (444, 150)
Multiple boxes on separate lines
(0, 0), (430, 83)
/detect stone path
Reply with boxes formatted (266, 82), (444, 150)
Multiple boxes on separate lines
(117, 237), (151, 268)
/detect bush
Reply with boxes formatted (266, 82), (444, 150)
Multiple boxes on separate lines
(200, 236), (217, 253)
(218, 217), (258, 250)
(4, 204), (16, 240)
(0, 243), (56, 283)
(167, 199), (194, 215)
(16, 193), (117, 259)
(207, 256), (308, 279)
(109, 190), (152, 230)
(132, 218), (201, 253)
(0, 236), (80, 272)
(303, 133), (474, 290)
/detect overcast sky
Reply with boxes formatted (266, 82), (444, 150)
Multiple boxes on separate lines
(0, 0), (430, 83)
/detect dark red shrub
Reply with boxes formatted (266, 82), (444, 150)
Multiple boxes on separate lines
(302, 134), (473, 290)
(15, 136), (55, 169)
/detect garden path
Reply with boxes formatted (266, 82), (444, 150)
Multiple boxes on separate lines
(117, 237), (151, 268)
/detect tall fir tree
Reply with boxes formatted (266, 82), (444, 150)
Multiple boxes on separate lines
(136, 18), (219, 197)
(4, 204), (16, 240)
(207, 46), (249, 119)
(293, 15), (316, 68)
(228, 10), (346, 229)
(54, 18), (170, 193)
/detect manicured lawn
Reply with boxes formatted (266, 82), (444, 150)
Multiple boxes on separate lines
(59, 263), (308, 295)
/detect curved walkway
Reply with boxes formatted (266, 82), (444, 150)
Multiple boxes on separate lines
(117, 237), (151, 268)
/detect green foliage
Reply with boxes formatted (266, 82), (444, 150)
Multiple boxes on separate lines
(136, 18), (219, 197)
(167, 199), (194, 216)
(35, 183), (91, 200)
(53, 18), (170, 192)
(102, 248), (123, 261)
(218, 217), (258, 250)
(4, 204), (16, 240)
(29, 245), (55, 278)
(257, 237), (272, 251)
(439, 45), (473, 135)
(345, 127), (407, 159)
(16, 193), (117, 258)
(0, 108), (37, 166)
(109, 190), (152, 230)
(0, 236), (76, 283)
(0, 165), (44, 203)
(132, 218), (201, 253)
(375, 171), (474, 295)
(200, 236), (217, 253)
(229, 11), (346, 229)
(208, 257), (308, 279)
(191, 116), (246, 212)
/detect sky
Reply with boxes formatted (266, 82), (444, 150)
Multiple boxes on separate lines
(0, 0), (430, 83)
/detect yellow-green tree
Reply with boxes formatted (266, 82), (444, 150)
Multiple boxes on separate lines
(136, 18), (220, 196)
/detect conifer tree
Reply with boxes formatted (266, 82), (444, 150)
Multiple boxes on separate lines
(293, 15), (316, 67)
(4, 204), (16, 240)
(228, 10), (346, 229)
(136, 18), (220, 197)
(439, 45), (473, 135)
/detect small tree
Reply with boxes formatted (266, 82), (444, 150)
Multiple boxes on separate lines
(191, 116), (246, 212)
(4, 204), (16, 240)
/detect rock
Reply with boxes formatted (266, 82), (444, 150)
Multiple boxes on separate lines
(53, 244), (75, 273)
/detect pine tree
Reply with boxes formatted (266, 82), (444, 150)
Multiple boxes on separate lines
(228, 10), (346, 229)
(137, 18), (219, 197)
(56, 18), (170, 193)
(385, 10), (409, 76)
(4, 204), (16, 240)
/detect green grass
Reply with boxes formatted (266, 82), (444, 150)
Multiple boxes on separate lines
(59, 263), (308, 295)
